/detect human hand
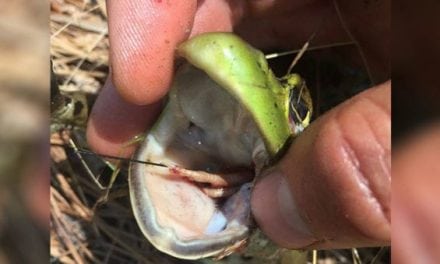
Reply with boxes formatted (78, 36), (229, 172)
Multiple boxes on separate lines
(252, 81), (390, 249)
(87, 0), (390, 249)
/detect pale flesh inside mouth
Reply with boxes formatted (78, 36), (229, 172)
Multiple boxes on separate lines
(129, 64), (269, 258)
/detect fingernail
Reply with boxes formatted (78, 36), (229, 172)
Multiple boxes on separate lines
(251, 170), (316, 248)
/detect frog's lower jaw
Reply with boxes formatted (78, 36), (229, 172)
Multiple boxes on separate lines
(129, 134), (253, 260)
(129, 65), (267, 260)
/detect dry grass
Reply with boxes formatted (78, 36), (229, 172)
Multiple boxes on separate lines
(50, 133), (179, 263)
(51, 0), (108, 95)
(50, 0), (389, 263)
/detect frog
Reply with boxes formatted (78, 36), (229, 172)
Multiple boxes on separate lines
(128, 32), (312, 260)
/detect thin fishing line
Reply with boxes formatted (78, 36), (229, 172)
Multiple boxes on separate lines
(50, 143), (168, 168)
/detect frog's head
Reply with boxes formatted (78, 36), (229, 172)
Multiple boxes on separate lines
(129, 33), (312, 259)
(178, 32), (295, 158)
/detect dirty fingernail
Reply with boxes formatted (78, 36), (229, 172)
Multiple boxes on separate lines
(251, 171), (316, 248)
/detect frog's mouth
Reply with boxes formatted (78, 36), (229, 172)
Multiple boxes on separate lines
(129, 65), (268, 259)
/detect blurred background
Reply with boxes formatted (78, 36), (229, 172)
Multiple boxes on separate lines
(0, 0), (49, 263)
(392, 1), (440, 263)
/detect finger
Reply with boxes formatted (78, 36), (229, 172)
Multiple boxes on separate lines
(87, 77), (161, 158)
(90, 0), (237, 156)
(189, 0), (236, 36)
(107, 0), (197, 105)
(393, 123), (440, 264)
(252, 81), (391, 249)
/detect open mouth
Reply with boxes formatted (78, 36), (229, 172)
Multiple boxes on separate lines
(129, 64), (268, 259)
(128, 32), (309, 260)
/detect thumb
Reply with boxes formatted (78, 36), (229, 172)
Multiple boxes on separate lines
(107, 0), (197, 105)
(251, 81), (391, 249)
(107, 0), (236, 106)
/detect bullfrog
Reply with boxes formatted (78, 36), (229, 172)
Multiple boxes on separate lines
(129, 32), (312, 260)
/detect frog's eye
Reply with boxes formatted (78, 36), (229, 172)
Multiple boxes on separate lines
(283, 75), (313, 134)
